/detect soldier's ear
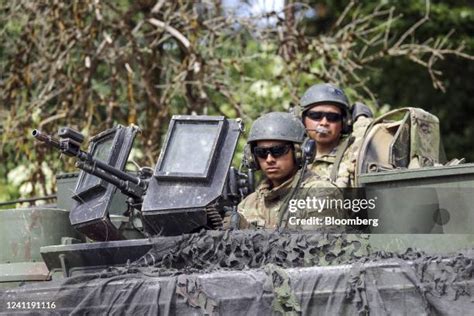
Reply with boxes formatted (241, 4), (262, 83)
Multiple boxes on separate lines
(243, 144), (260, 170)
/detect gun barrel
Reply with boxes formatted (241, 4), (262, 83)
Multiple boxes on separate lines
(32, 129), (61, 149)
(76, 161), (145, 200)
(93, 157), (141, 185)
(33, 126), (145, 200)
(76, 151), (141, 186)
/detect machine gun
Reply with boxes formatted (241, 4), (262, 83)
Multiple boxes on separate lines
(33, 125), (149, 240)
(33, 116), (251, 240)
(33, 126), (147, 201)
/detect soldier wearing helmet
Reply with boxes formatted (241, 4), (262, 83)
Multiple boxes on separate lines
(300, 83), (372, 188)
(226, 112), (346, 230)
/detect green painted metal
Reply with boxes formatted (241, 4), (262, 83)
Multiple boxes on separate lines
(0, 208), (80, 264)
(56, 173), (79, 212)
(56, 172), (128, 217)
(0, 262), (49, 284)
(359, 163), (474, 183)
(2, 113), (474, 311)
(359, 163), (474, 235)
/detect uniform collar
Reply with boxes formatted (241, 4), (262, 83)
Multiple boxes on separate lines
(315, 135), (348, 160)
(256, 174), (296, 201)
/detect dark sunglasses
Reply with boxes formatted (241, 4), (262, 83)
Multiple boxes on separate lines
(305, 111), (343, 123)
(253, 144), (292, 159)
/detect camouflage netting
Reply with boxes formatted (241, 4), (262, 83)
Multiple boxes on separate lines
(1, 230), (473, 315)
(131, 229), (370, 274)
(345, 250), (474, 315)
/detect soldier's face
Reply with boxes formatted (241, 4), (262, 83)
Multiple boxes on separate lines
(303, 104), (343, 149)
(255, 140), (297, 188)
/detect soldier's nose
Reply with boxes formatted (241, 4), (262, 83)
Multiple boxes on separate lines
(265, 154), (276, 162)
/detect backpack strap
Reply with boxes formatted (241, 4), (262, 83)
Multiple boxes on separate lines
(330, 136), (355, 182)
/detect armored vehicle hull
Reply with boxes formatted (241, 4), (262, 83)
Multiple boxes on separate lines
(1, 111), (474, 314)
(1, 230), (473, 315)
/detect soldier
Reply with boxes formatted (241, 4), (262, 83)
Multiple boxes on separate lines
(227, 112), (346, 230)
(300, 83), (372, 188)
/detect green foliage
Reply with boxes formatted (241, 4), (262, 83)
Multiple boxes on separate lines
(302, 0), (474, 160)
(0, 0), (472, 200)
(365, 0), (474, 160)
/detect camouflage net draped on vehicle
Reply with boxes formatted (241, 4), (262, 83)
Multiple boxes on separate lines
(131, 229), (370, 273)
(1, 230), (473, 315)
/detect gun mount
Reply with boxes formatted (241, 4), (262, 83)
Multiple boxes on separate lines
(32, 127), (146, 200)
(33, 116), (249, 240)
(33, 125), (146, 240)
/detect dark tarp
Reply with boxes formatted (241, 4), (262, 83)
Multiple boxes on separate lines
(1, 230), (473, 315)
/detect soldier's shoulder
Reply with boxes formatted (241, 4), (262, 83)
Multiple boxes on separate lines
(296, 171), (342, 200)
(301, 171), (337, 188)
(238, 191), (259, 213)
(345, 116), (374, 162)
(352, 116), (373, 131)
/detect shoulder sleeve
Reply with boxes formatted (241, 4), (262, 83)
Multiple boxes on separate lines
(237, 193), (259, 229)
(298, 177), (343, 200)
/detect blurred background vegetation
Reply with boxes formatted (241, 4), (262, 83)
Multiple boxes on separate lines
(1, 0), (473, 203)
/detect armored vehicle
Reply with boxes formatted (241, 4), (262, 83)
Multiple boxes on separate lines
(1, 110), (473, 315)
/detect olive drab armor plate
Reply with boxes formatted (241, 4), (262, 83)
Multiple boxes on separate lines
(359, 163), (474, 234)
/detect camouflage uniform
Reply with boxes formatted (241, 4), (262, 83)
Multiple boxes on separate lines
(310, 116), (372, 188)
(300, 83), (373, 188)
(310, 136), (351, 188)
(238, 170), (347, 230)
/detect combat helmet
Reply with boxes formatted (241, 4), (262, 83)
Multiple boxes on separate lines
(248, 112), (306, 144)
(300, 83), (351, 133)
(300, 83), (350, 113)
(245, 112), (306, 170)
